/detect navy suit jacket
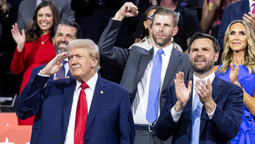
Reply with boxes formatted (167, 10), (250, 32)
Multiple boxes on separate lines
(218, 0), (249, 50)
(155, 75), (243, 144)
(16, 75), (135, 144)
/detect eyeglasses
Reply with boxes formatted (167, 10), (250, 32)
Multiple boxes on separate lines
(148, 16), (153, 20)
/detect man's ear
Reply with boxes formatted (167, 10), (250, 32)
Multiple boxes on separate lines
(52, 37), (55, 44)
(172, 26), (179, 37)
(91, 58), (98, 68)
(214, 52), (219, 63)
(143, 21), (148, 29)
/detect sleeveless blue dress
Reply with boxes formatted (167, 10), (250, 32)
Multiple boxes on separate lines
(216, 65), (255, 144)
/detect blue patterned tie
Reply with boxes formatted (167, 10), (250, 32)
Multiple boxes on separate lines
(146, 49), (164, 124)
(191, 92), (203, 144)
(55, 60), (67, 79)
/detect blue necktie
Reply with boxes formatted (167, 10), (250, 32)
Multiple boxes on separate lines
(191, 92), (203, 144)
(146, 49), (164, 124)
(56, 60), (67, 79)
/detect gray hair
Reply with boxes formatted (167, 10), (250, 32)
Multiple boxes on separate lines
(67, 39), (100, 71)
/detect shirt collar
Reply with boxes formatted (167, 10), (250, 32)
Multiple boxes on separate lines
(75, 72), (98, 91)
(193, 72), (215, 88)
(153, 43), (173, 57)
(249, 0), (255, 7)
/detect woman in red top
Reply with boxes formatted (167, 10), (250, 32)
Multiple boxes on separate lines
(10, 1), (60, 125)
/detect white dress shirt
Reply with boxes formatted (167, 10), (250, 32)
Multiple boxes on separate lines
(37, 0), (43, 6)
(64, 73), (98, 144)
(249, 0), (255, 12)
(132, 44), (173, 124)
(171, 72), (216, 122)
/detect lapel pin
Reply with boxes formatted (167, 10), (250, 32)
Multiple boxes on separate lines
(100, 91), (103, 94)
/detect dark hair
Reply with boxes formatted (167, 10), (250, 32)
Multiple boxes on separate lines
(26, 1), (60, 42)
(188, 32), (220, 53)
(54, 20), (82, 39)
(139, 6), (161, 39)
(152, 7), (179, 27)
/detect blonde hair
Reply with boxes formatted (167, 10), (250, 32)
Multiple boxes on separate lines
(0, 0), (10, 13)
(218, 20), (255, 74)
(67, 39), (100, 71)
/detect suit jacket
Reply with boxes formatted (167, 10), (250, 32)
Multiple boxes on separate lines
(98, 19), (193, 110)
(16, 74), (135, 144)
(218, 0), (249, 50)
(30, 64), (72, 81)
(17, 0), (75, 32)
(155, 75), (243, 144)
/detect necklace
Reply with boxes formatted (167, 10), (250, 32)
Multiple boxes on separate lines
(41, 36), (50, 45)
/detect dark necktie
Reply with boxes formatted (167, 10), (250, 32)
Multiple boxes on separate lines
(55, 60), (67, 79)
(74, 83), (89, 144)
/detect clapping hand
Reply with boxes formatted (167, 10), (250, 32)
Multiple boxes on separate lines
(195, 78), (216, 113)
(243, 12), (255, 31)
(230, 58), (241, 85)
(174, 71), (192, 112)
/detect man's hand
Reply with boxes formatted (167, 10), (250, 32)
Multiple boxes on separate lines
(40, 52), (67, 76)
(149, 0), (157, 6)
(174, 71), (192, 112)
(113, 2), (138, 21)
(195, 79), (216, 113)
(243, 12), (255, 30)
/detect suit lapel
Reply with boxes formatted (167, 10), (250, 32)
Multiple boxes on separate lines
(183, 83), (193, 139)
(67, 70), (73, 78)
(199, 75), (223, 136)
(85, 76), (107, 131)
(162, 48), (182, 92)
(62, 79), (76, 135)
(134, 49), (154, 86)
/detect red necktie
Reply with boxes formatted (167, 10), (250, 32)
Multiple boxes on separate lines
(74, 83), (89, 144)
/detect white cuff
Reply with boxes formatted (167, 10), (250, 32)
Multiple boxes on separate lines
(206, 104), (217, 119)
(171, 106), (183, 122)
(38, 70), (50, 77)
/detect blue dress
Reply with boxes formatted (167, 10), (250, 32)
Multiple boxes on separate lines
(216, 65), (255, 144)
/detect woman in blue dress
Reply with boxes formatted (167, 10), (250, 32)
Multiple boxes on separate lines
(216, 20), (255, 144)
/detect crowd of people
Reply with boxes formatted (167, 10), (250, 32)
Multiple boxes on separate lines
(0, 0), (255, 144)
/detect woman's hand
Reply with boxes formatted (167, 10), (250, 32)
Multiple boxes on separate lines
(11, 23), (26, 52)
(230, 59), (241, 84)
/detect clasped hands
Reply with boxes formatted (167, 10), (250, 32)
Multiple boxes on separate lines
(174, 71), (216, 113)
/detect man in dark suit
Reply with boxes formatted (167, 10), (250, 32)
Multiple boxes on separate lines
(98, 2), (193, 144)
(17, 20), (83, 125)
(155, 32), (243, 144)
(29, 20), (82, 81)
(218, 0), (254, 50)
(16, 39), (135, 144)
(71, 0), (135, 84)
